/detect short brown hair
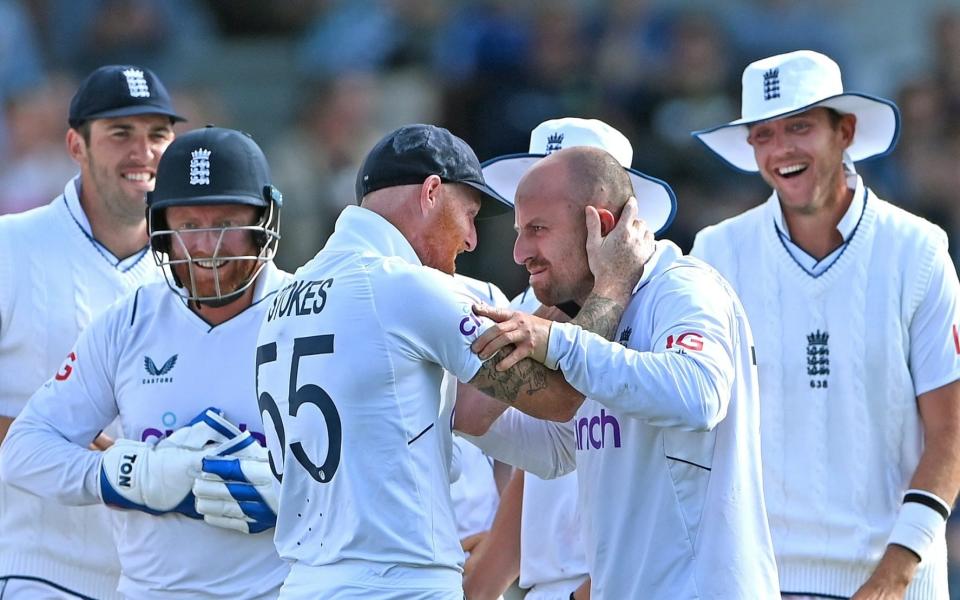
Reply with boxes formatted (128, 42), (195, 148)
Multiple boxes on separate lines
(564, 147), (633, 215)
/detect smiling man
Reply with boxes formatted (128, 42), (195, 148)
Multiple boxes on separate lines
(692, 50), (960, 599)
(0, 126), (290, 598)
(0, 65), (183, 599)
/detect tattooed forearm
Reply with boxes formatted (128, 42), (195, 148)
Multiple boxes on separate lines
(473, 355), (549, 405)
(572, 294), (625, 341)
(469, 345), (581, 421)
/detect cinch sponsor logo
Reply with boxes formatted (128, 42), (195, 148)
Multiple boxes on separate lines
(459, 312), (483, 337)
(576, 409), (621, 450)
(140, 423), (266, 446)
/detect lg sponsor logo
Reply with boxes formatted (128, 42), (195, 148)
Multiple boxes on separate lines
(55, 351), (77, 381)
(576, 409), (622, 450)
(666, 332), (703, 352)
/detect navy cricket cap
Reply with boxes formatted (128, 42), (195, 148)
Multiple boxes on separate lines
(68, 64), (186, 128)
(356, 124), (511, 218)
(147, 126), (280, 211)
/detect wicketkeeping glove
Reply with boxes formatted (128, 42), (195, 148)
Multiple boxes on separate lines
(99, 407), (241, 518)
(157, 407), (243, 451)
(193, 431), (279, 534)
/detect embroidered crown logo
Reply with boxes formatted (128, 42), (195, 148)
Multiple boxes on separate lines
(189, 148), (211, 185)
(545, 133), (564, 154)
(806, 329), (829, 388)
(617, 326), (633, 346)
(763, 68), (780, 101)
(143, 354), (177, 384)
(122, 68), (151, 98)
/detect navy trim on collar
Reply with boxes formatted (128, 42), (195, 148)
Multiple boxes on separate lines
(772, 185), (869, 279)
(62, 196), (150, 272)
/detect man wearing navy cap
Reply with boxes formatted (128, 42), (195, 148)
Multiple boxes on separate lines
(0, 64), (183, 599)
(254, 124), (649, 599)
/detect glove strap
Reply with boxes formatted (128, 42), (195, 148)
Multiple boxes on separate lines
(100, 469), (201, 518)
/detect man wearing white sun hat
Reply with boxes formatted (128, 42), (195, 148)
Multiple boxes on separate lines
(691, 50), (960, 599)
(461, 118), (672, 600)
(455, 117), (779, 598)
(481, 117), (677, 235)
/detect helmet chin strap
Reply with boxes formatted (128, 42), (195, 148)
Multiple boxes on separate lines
(193, 287), (248, 309)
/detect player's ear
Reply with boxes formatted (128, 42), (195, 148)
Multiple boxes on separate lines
(840, 113), (857, 149)
(418, 175), (443, 216)
(597, 208), (616, 236)
(66, 128), (86, 163)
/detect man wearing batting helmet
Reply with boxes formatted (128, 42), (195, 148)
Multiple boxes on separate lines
(0, 126), (290, 598)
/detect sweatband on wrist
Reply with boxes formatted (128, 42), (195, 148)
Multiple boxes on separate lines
(887, 489), (951, 561)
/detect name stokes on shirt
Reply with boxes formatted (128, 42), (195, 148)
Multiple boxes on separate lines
(267, 278), (334, 322)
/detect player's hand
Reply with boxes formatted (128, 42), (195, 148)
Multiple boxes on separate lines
(851, 581), (908, 600)
(99, 407), (242, 518)
(193, 431), (278, 534)
(851, 545), (916, 599)
(157, 407), (242, 451)
(99, 438), (209, 518)
(585, 196), (654, 303)
(461, 531), (489, 581)
(471, 303), (551, 371)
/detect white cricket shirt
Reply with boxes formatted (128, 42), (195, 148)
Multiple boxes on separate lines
(0, 264), (291, 599)
(256, 206), (492, 594)
(692, 177), (960, 599)
(0, 177), (160, 599)
(472, 241), (780, 599)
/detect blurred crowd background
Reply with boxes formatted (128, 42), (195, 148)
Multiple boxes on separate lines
(2, 0), (960, 592)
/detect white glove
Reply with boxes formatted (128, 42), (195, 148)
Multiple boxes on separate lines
(157, 406), (243, 450)
(99, 407), (240, 517)
(193, 432), (279, 534)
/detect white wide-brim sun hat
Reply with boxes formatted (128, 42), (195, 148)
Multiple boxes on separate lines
(481, 118), (677, 235)
(692, 50), (901, 173)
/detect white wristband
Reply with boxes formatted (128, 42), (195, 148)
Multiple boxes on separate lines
(887, 489), (950, 561)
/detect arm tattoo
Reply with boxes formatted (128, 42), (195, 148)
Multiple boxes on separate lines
(572, 294), (625, 341)
(472, 351), (550, 405)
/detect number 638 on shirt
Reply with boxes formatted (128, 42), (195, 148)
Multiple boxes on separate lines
(255, 335), (342, 484)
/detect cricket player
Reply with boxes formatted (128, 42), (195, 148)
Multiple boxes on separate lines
(691, 50), (960, 599)
(255, 124), (647, 599)
(0, 127), (290, 598)
(459, 145), (780, 598)
(0, 64), (182, 599)
(460, 117), (677, 600)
